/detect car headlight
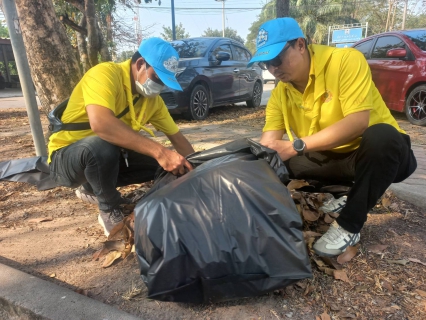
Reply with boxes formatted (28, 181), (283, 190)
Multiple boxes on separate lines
(175, 67), (186, 78)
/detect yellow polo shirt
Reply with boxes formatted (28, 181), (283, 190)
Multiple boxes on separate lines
(264, 44), (404, 153)
(48, 59), (179, 161)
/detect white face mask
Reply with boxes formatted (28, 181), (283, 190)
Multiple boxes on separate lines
(135, 68), (164, 98)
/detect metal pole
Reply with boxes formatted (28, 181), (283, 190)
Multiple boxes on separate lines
(402, 0), (408, 30)
(171, 0), (176, 40)
(1, 0), (47, 156)
(327, 25), (331, 46)
(222, 1), (226, 37)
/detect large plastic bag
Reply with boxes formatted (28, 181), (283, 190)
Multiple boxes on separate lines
(134, 139), (312, 303)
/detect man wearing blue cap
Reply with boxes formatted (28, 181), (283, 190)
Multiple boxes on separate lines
(248, 18), (417, 257)
(48, 37), (194, 236)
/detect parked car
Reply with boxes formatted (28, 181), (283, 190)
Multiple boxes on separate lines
(352, 29), (426, 126)
(262, 69), (276, 84)
(0, 71), (5, 90)
(160, 37), (263, 120)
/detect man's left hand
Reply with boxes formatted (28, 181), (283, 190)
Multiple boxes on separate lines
(262, 139), (297, 161)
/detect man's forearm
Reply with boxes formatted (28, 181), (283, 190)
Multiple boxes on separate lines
(167, 131), (195, 157)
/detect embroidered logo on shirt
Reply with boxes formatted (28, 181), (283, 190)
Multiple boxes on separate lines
(257, 29), (268, 47)
(163, 56), (178, 73)
(323, 90), (333, 103)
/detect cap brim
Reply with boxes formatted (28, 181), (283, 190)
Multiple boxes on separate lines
(152, 66), (183, 91)
(247, 42), (287, 67)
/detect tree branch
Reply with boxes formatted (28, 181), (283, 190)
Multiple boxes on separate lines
(59, 15), (87, 36)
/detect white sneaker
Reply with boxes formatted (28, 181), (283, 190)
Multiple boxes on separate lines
(320, 195), (347, 214)
(75, 185), (98, 205)
(98, 207), (125, 237)
(313, 221), (360, 257)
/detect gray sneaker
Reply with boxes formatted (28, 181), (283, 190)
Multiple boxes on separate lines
(75, 185), (98, 205)
(313, 221), (360, 257)
(320, 195), (347, 214)
(98, 207), (125, 237)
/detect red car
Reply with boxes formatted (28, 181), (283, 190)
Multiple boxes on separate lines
(352, 29), (426, 126)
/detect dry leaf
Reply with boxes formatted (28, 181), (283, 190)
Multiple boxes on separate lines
(302, 207), (319, 222)
(381, 198), (392, 208)
(381, 280), (393, 291)
(304, 285), (314, 296)
(333, 269), (350, 283)
(408, 258), (426, 266)
(320, 311), (331, 320)
(28, 216), (53, 224)
(320, 256), (342, 270)
(107, 221), (125, 240)
(102, 250), (122, 268)
(323, 213), (334, 224)
(313, 259), (326, 268)
(337, 311), (356, 318)
(367, 244), (389, 254)
(387, 259), (409, 266)
(337, 246), (358, 264)
(292, 192), (302, 200)
(415, 289), (426, 297)
(287, 179), (309, 191)
(0, 192), (14, 201)
(303, 231), (322, 239)
(49, 273), (56, 278)
(318, 266), (335, 276)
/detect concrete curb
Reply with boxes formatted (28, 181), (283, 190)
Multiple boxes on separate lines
(389, 183), (426, 209)
(0, 262), (139, 320)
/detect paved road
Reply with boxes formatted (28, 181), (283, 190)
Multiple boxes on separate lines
(0, 84), (274, 110)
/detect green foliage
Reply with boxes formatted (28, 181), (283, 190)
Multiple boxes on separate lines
(116, 50), (135, 62)
(202, 27), (244, 44)
(0, 25), (9, 38)
(405, 13), (426, 29)
(161, 23), (190, 41)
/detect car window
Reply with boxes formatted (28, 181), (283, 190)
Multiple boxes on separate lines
(171, 38), (216, 58)
(211, 44), (233, 59)
(233, 46), (250, 62)
(371, 36), (406, 59)
(353, 39), (374, 58)
(402, 30), (426, 51)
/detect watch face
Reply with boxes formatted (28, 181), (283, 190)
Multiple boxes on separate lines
(294, 139), (304, 151)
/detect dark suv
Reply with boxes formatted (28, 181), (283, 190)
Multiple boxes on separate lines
(160, 37), (263, 120)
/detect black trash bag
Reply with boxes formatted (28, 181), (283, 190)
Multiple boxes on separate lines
(0, 157), (57, 190)
(134, 139), (312, 303)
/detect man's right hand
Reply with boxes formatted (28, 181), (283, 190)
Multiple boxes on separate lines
(157, 148), (193, 176)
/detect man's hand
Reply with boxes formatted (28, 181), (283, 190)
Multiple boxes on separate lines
(156, 148), (193, 175)
(261, 139), (297, 161)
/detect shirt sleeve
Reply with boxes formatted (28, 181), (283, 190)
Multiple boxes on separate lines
(263, 84), (286, 132)
(80, 63), (120, 114)
(149, 97), (179, 135)
(338, 49), (374, 116)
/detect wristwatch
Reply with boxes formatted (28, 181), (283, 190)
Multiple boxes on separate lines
(292, 139), (306, 156)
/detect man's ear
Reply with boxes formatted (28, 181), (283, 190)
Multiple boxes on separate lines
(136, 57), (145, 71)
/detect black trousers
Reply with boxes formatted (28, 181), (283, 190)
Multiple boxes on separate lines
(284, 124), (417, 233)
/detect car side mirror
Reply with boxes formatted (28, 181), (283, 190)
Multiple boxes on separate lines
(386, 48), (407, 58)
(215, 51), (230, 62)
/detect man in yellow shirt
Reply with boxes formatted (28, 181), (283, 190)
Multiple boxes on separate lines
(48, 37), (194, 236)
(248, 18), (417, 256)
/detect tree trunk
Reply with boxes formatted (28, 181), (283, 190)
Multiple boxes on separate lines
(13, 0), (82, 112)
(85, 0), (100, 67)
(77, 15), (90, 73)
(276, 0), (290, 18)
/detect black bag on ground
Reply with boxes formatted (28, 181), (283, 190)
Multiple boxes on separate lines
(134, 139), (312, 303)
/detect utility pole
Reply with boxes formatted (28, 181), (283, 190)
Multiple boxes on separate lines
(401, 0), (408, 30)
(215, 0), (226, 37)
(1, 0), (47, 157)
(171, 0), (176, 40)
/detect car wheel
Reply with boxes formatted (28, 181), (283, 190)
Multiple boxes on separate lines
(246, 81), (263, 108)
(405, 84), (426, 126)
(186, 84), (211, 120)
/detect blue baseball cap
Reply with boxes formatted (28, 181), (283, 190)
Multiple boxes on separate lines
(138, 37), (183, 91)
(247, 18), (305, 67)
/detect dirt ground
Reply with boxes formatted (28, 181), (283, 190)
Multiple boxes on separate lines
(1, 104), (426, 320)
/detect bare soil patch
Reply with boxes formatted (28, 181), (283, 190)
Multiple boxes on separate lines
(0, 105), (425, 319)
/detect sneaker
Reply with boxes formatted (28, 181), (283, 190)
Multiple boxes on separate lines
(320, 195), (347, 214)
(98, 207), (125, 237)
(75, 185), (98, 205)
(313, 221), (360, 257)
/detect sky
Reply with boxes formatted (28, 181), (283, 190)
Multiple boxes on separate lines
(117, 0), (268, 51)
